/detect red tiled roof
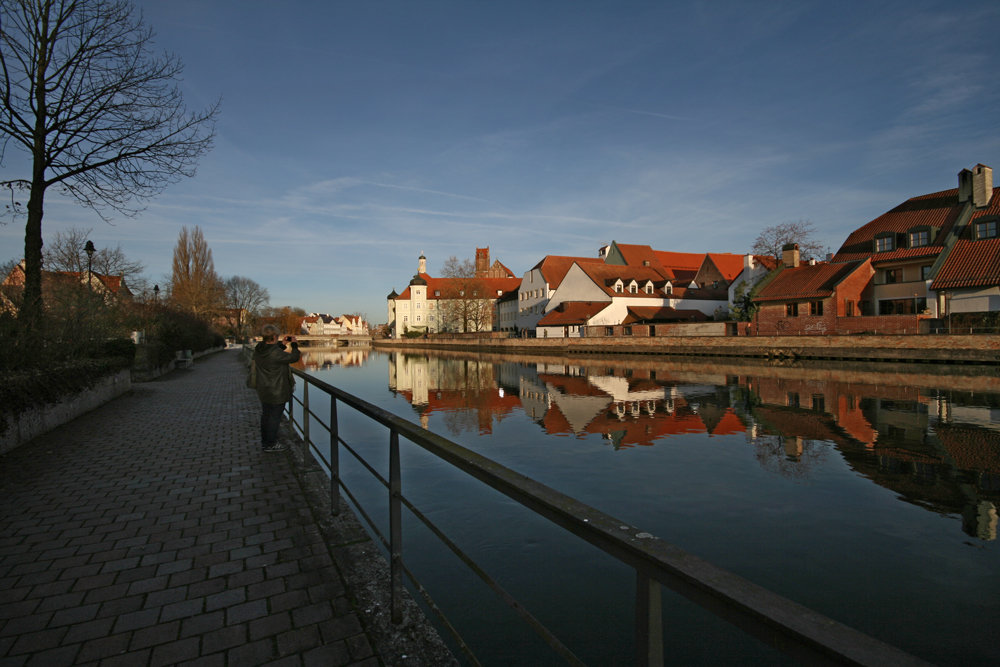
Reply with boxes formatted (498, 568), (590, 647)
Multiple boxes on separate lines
(531, 255), (604, 288)
(704, 253), (747, 282)
(576, 263), (669, 298)
(931, 238), (1000, 289)
(622, 306), (708, 323)
(395, 273), (521, 300)
(833, 189), (962, 262)
(755, 260), (869, 302)
(537, 301), (608, 326)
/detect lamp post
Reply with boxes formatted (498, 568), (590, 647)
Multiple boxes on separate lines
(84, 240), (96, 291)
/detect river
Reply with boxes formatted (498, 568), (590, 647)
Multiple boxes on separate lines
(296, 347), (1000, 665)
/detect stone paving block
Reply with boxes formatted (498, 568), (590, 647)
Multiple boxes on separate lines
(0, 351), (452, 667)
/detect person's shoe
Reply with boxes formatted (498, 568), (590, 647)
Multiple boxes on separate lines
(262, 442), (287, 452)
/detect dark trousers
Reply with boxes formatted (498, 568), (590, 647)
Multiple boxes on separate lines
(260, 402), (285, 446)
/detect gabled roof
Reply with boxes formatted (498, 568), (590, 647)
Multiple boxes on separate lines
(537, 301), (607, 326)
(575, 263), (668, 298)
(621, 306), (709, 324)
(833, 189), (963, 263)
(755, 260), (869, 302)
(530, 255), (604, 288)
(701, 253), (747, 283)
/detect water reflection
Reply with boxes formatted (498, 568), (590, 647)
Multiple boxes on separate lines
(378, 350), (1000, 541)
(295, 346), (371, 371)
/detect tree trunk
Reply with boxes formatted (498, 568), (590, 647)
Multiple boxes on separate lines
(19, 176), (46, 331)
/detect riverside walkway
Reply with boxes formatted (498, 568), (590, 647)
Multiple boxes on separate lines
(0, 349), (452, 666)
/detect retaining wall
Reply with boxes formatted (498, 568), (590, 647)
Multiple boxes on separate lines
(373, 333), (1000, 364)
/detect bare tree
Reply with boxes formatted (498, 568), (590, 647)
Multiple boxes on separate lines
(44, 227), (147, 293)
(752, 221), (825, 260)
(169, 226), (223, 318)
(0, 0), (219, 328)
(224, 275), (269, 341)
(439, 255), (492, 333)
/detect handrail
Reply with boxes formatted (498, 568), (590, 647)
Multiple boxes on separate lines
(285, 365), (930, 666)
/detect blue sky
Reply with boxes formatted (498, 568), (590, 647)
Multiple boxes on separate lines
(2, 0), (999, 323)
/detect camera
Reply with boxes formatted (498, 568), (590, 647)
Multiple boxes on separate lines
(285, 336), (293, 342)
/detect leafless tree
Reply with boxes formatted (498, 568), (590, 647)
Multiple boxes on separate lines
(169, 226), (223, 318)
(0, 0), (219, 328)
(439, 255), (492, 333)
(224, 275), (269, 340)
(44, 227), (147, 293)
(752, 220), (826, 261)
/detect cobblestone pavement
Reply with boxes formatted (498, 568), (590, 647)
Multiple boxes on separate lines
(0, 350), (450, 666)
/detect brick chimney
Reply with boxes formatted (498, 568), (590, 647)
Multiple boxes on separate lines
(972, 164), (993, 208)
(781, 243), (800, 268)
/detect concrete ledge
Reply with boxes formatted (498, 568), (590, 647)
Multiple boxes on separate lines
(375, 333), (1000, 364)
(0, 369), (131, 455)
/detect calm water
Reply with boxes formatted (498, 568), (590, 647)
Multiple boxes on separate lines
(296, 347), (1000, 665)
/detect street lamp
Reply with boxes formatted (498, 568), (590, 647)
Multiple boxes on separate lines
(84, 240), (96, 291)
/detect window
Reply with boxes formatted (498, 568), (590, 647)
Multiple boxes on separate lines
(975, 219), (998, 239)
(665, 284), (673, 295)
(810, 301), (823, 316)
(883, 269), (898, 284)
(629, 283), (637, 294)
(845, 300), (854, 317)
(875, 234), (895, 252)
(786, 302), (799, 317)
(434, 290), (440, 296)
(921, 265), (932, 280)
(909, 229), (929, 247)
(645, 283), (653, 294)
(615, 282), (623, 293)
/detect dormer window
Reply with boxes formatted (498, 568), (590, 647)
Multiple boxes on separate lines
(642, 260), (650, 267)
(628, 281), (638, 294)
(665, 284), (673, 295)
(975, 219), (998, 240)
(614, 281), (623, 293)
(908, 228), (929, 248)
(644, 282), (654, 294)
(875, 234), (895, 252)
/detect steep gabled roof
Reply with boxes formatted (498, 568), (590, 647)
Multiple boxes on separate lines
(530, 255), (604, 288)
(703, 253), (747, 283)
(755, 260), (869, 302)
(833, 189), (963, 263)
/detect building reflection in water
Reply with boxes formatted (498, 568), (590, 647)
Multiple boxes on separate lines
(298, 348), (371, 371)
(383, 351), (1000, 541)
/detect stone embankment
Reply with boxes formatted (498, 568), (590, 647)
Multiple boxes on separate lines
(374, 334), (1000, 365)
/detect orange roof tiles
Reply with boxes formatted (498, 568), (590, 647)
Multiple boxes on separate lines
(537, 301), (608, 325)
(755, 260), (869, 302)
(931, 238), (1000, 289)
(531, 255), (604, 288)
(833, 189), (962, 263)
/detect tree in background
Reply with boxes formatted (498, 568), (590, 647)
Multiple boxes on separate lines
(224, 276), (269, 341)
(439, 255), (492, 333)
(169, 226), (224, 318)
(260, 306), (305, 337)
(0, 0), (218, 330)
(45, 228), (148, 294)
(752, 221), (826, 260)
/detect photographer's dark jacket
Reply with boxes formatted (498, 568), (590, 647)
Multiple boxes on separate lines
(253, 341), (301, 405)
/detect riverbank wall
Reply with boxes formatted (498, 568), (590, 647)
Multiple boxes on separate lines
(373, 333), (1000, 365)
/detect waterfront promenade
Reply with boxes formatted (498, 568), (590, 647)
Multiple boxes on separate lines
(0, 349), (451, 666)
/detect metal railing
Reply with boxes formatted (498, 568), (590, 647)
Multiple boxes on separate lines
(285, 366), (928, 666)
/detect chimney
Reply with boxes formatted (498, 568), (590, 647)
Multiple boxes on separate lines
(972, 164), (993, 208)
(959, 169), (973, 203)
(743, 254), (755, 270)
(418, 252), (426, 274)
(781, 243), (800, 268)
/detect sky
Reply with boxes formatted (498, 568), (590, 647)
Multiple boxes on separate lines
(2, 0), (999, 323)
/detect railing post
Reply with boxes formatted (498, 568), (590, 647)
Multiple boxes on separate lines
(389, 428), (403, 624)
(635, 570), (663, 667)
(302, 382), (310, 447)
(329, 396), (340, 516)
